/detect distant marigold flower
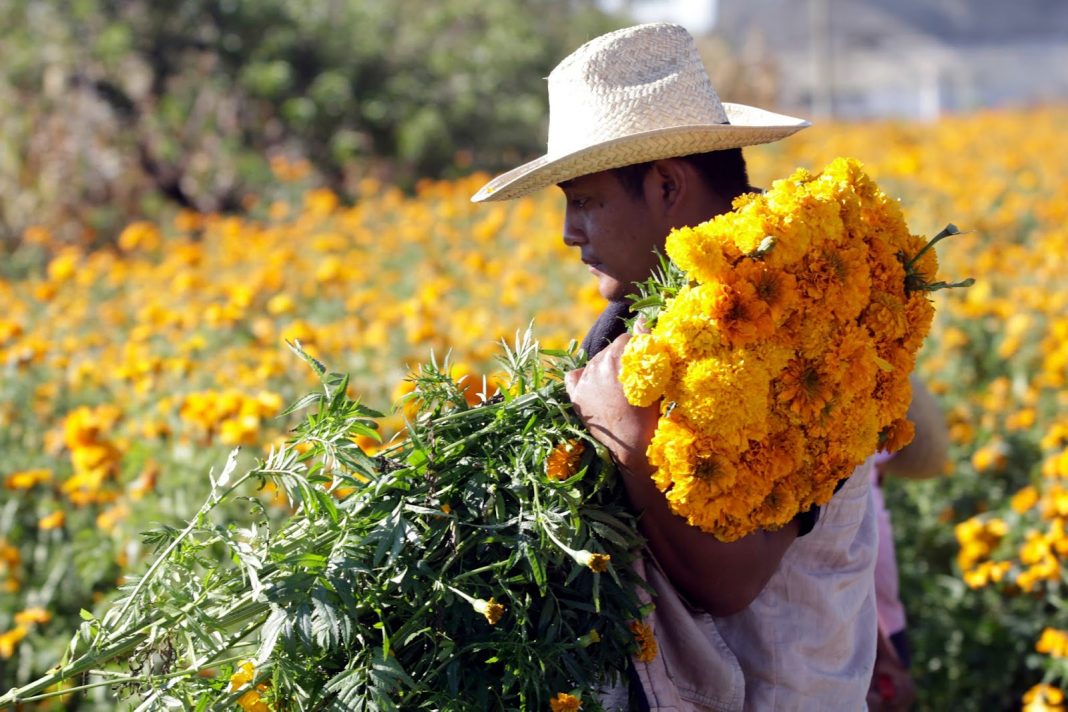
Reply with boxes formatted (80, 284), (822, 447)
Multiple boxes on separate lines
(4, 468), (51, 490)
(1011, 486), (1040, 514)
(38, 511), (66, 530)
(14, 607), (52, 626)
(1024, 683), (1066, 712)
(1037, 628), (1068, 658)
(549, 692), (582, 712)
(0, 626), (27, 659)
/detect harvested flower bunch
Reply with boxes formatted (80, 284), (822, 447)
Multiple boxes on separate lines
(0, 158), (966, 709)
(0, 335), (648, 710)
(620, 157), (969, 541)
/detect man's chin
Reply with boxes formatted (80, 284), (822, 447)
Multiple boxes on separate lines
(598, 283), (626, 303)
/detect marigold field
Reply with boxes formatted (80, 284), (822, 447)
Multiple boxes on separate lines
(1, 105), (1067, 710)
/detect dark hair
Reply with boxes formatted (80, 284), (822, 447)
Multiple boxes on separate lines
(611, 148), (751, 202)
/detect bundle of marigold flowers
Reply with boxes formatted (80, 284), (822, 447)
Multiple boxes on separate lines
(0, 335), (649, 711)
(620, 157), (969, 542)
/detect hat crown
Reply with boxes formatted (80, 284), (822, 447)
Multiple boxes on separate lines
(546, 23), (728, 156)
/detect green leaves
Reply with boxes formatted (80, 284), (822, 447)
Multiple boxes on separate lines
(0, 338), (645, 710)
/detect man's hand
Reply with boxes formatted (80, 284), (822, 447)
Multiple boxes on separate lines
(565, 333), (659, 474)
(566, 332), (800, 617)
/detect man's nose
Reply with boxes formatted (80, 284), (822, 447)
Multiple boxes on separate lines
(562, 208), (586, 247)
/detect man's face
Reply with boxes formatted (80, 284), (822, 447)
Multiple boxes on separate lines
(559, 169), (665, 302)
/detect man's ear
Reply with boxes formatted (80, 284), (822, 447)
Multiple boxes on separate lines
(644, 159), (690, 217)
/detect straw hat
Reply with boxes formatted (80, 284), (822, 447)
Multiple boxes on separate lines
(471, 23), (809, 203)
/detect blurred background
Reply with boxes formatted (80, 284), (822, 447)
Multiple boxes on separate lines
(2, 1), (1067, 709)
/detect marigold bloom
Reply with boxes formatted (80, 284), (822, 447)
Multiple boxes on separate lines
(14, 608), (52, 626)
(38, 511), (66, 530)
(4, 468), (52, 490)
(549, 692), (582, 712)
(1024, 683), (1066, 712)
(0, 626), (27, 659)
(1036, 627), (1068, 658)
(619, 333), (673, 407)
(1012, 486), (1040, 514)
(572, 550), (611, 573)
(473, 597), (505, 625)
(545, 439), (585, 481)
(230, 661), (257, 690)
(629, 620), (658, 663)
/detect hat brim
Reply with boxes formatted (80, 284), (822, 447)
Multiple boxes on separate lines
(471, 104), (810, 203)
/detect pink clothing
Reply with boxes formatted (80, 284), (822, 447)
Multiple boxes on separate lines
(871, 473), (908, 636)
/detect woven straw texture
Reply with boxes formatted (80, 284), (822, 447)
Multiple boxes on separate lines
(472, 23), (809, 203)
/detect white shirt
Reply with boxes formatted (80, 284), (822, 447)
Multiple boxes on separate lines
(605, 458), (877, 711)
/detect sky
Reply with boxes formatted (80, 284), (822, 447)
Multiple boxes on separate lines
(600, 0), (719, 35)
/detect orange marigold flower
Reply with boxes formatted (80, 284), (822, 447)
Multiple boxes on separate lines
(776, 358), (835, 421)
(629, 620), (658, 663)
(549, 692), (583, 712)
(545, 439), (585, 481)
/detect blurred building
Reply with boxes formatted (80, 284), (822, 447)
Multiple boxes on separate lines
(716, 0), (1068, 119)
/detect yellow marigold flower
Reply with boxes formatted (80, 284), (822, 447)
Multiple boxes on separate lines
(620, 333), (673, 407)
(665, 224), (730, 285)
(1024, 683), (1066, 712)
(549, 692), (583, 711)
(545, 439), (585, 481)
(473, 597), (505, 625)
(971, 440), (1008, 472)
(629, 620), (658, 663)
(962, 560), (1011, 589)
(117, 221), (162, 252)
(38, 510), (66, 530)
(735, 259), (799, 325)
(4, 468), (52, 490)
(229, 660), (259, 690)
(704, 275), (774, 347)
(1036, 627), (1068, 657)
(237, 689), (270, 712)
(0, 626), (27, 659)
(1012, 486), (1040, 514)
(14, 607), (52, 626)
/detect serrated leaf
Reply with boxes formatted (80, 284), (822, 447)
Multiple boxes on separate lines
(287, 339), (326, 378)
(256, 607), (287, 663)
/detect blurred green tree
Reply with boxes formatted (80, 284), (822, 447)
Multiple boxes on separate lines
(0, 0), (624, 244)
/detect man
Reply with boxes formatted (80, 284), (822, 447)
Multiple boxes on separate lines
(473, 23), (877, 711)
